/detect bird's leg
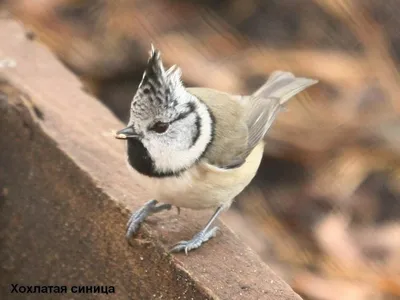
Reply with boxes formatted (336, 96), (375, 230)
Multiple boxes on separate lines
(126, 199), (172, 239)
(170, 206), (224, 254)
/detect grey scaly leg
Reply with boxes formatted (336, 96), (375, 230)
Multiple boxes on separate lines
(170, 206), (223, 254)
(126, 199), (172, 239)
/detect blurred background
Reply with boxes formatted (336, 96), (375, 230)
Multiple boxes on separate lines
(3, 0), (400, 299)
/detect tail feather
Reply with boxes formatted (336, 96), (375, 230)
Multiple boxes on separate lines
(253, 71), (318, 105)
(242, 71), (318, 155)
(220, 71), (318, 166)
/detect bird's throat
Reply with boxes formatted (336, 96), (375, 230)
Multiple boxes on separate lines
(126, 139), (184, 178)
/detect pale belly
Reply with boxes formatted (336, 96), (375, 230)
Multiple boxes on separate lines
(128, 142), (264, 210)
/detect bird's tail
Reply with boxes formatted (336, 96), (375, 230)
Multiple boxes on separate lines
(253, 71), (318, 105)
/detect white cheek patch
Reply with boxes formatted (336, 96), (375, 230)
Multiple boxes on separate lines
(144, 94), (213, 174)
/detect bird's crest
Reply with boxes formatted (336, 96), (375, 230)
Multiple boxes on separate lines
(135, 45), (185, 108)
(141, 45), (183, 90)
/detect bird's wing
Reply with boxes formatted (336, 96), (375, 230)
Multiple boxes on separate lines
(223, 71), (318, 168)
(187, 72), (317, 169)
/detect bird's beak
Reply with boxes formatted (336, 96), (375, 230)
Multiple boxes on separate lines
(115, 126), (139, 139)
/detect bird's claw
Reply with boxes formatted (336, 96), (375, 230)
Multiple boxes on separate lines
(170, 226), (219, 254)
(126, 199), (171, 239)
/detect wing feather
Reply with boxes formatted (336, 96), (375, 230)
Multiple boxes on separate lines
(226, 71), (318, 166)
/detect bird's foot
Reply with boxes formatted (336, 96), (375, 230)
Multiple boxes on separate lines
(126, 199), (171, 239)
(170, 226), (219, 254)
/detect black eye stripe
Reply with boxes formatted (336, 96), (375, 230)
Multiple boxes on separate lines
(146, 103), (195, 131)
(171, 111), (192, 124)
(170, 102), (196, 124)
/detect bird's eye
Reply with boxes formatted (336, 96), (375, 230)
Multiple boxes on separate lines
(150, 122), (169, 133)
(143, 87), (150, 94)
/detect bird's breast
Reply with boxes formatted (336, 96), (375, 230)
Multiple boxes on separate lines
(127, 141), (265, 210)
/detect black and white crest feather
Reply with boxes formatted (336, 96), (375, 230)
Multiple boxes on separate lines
(131, 46), (185, 119)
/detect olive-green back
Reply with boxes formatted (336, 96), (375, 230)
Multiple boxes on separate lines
(187, 87), (249, 168)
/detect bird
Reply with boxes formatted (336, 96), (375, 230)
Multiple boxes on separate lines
(115, 46), (318, 254)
